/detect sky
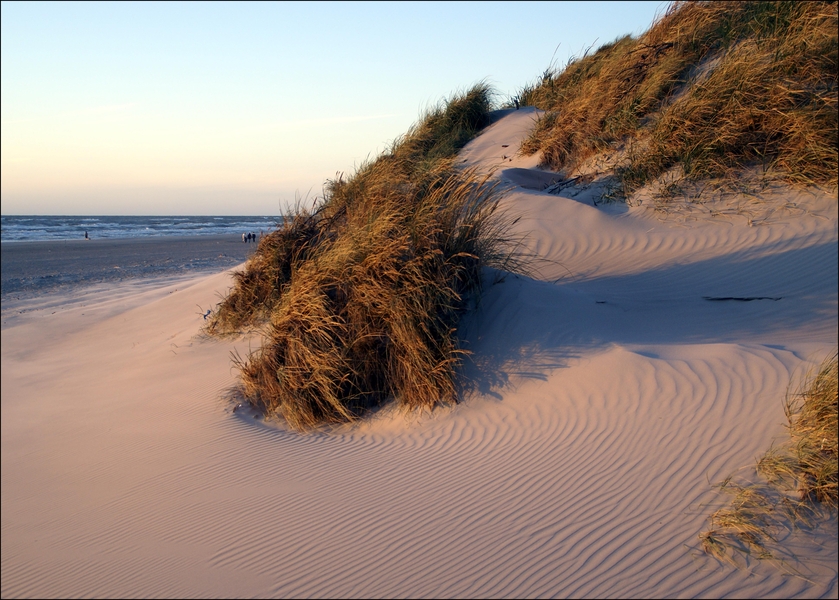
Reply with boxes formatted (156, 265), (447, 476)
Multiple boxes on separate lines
(1, 1), (669, 216)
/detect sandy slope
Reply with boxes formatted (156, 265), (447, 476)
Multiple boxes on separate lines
(2, 108), (837, 598)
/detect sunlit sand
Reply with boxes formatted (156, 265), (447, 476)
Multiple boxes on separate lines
(2, 107), (836, 598)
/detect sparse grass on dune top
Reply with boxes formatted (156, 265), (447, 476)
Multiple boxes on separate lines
(518, 1), (838, 195)
(701, 352), (838, 567)
(206, 84), (524, 429)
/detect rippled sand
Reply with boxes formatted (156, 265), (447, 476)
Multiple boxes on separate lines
(2, 109), (836, 598)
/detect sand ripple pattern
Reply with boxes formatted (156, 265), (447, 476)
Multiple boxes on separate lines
(2, 109), (837, 598)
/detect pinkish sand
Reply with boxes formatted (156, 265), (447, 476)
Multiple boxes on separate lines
(2, 108), (837, 598)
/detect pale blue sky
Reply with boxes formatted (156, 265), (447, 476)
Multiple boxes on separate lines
(1, 1), (668, 215)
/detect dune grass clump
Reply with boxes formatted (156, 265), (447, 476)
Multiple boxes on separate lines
(208, 84), (495, 336)
(760, 352), (838, 506)
(207, 84), (521, 429)
(205, 208), (325, 334)
(700, 352), (838, 565)
(518, 1), (838, 194)
(236, 171), (511, 429)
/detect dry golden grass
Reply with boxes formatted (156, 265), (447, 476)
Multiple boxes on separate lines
(205, 206), (326, 335)
(208, 84), (496, 336)
(206, 84), (524, 429)
(519, 1), (838, 196)
(700, 352), (838, 566)
(235, 170), (515, 429)
(761, 352), (838, 506)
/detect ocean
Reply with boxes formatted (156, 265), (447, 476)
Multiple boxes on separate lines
(0, 215), (283, 243)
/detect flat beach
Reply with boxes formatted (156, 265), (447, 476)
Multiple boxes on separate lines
(1, 234), (254, 303)
(2, 109), (837, 598)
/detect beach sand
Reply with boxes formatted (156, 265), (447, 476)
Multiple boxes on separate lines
(2, 109), (837, 598)
(1, 234), (255, 303)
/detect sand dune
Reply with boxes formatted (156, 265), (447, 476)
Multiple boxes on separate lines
(2, 109), (836, 598)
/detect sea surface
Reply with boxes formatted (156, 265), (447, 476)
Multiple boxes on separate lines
(1, 215), (282, 242)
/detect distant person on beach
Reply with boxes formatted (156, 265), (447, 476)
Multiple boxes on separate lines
(84, 231), (89, 240)
(242, 232), (247, 243)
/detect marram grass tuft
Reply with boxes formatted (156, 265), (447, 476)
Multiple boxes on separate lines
(700, 352), (838, 566)
(206, 84), (525, 429)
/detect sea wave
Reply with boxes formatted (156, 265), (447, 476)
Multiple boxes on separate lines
(1, 215), (283, 242)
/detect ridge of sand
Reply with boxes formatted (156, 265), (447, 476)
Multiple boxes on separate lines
(2, 108), (836, 598)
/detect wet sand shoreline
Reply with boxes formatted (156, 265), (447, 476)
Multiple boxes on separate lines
(1, 234), (255, 301)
